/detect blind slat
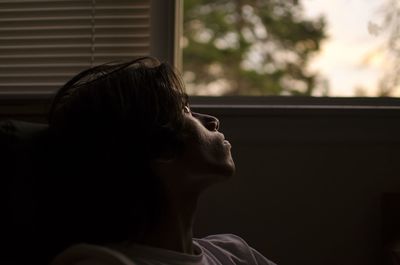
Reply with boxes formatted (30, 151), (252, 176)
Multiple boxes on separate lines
(0, 6), (150, 12)
(0, 52), (149, 58)
(0, 34), (149, 40)
(0, 25), (149, 31)
(0, 0), (149, 4)
(0, 43), (149, 49)
(0, 73), (76, 77)
(0, 16), (149, 22)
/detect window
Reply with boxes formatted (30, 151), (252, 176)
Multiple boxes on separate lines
(3, 0), (400, 102)
(0, 0), (179, 97)
(182, 0), (400, 97)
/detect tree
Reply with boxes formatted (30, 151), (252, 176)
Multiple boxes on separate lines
(370, 0), (400, 97)
(183, 0), (327, 96)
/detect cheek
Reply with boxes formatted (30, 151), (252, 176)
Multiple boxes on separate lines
(194, 133), (229, 164)
(183, 125), (210, 149)
(182, 121), (233, 170)
(191, 130), (216, 154)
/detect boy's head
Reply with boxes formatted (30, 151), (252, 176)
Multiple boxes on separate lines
(48, 57), (189, 160)
(39, 57), (190, 256)
(37, 57), (234, 263)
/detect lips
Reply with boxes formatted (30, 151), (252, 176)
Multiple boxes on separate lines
(219, 133), (231, 147)
(221, 134), (231, 146)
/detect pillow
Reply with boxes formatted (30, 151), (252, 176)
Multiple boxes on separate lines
(0, 120), (50, 265)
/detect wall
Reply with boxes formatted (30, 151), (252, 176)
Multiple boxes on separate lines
(2, 98), (400, 265)
(193, 106), (400, 265)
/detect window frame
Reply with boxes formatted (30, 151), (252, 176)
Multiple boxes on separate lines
(2, 0), (400, 117)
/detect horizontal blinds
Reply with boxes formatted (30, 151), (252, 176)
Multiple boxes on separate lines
(0, 0), (151, 94)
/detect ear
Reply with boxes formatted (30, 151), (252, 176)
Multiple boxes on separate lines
(159, 146), (179, 160)
(150, 144), (182, 175)
(153, 156), (175, 164)
(151, 149), (177, 168)
(151, 154), (177, 179)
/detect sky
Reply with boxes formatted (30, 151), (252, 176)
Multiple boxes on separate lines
(302, 0), (387, 97)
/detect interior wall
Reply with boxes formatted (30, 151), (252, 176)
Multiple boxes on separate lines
(2, 101), (400, 265)
(193, 107), (400, 265)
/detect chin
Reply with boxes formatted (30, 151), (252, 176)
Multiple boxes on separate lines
(222, 158), (236, 178)
(211, 158), (236, 181)
(196, 160), (235, 187)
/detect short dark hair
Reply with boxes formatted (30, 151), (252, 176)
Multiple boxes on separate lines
(49, 56), (188, 153)
(35, 57), (189, 263)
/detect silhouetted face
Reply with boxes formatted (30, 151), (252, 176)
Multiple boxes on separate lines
(164, 106), (235, 193)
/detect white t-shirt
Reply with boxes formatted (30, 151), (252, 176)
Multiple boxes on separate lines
(51, 234), (277, 265)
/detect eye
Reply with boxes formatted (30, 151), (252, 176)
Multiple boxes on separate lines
(183, 106), (191, 114)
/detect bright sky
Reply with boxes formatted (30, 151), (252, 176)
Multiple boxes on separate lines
(303, 0), (386, 97)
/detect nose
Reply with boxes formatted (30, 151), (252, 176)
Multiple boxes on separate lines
(192, 112), (220, 131)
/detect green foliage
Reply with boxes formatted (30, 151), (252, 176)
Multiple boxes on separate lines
(374, 0), (400, 96)
(183, 0), (327, 95)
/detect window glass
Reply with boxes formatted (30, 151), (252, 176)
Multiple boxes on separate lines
(182, 0), (398, 97)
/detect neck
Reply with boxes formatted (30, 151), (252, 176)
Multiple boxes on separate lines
(138, 191), (199, 255)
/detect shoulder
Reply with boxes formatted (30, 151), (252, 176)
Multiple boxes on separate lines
(197, 234), (255, 249)
(51, 244), (136, 265)
(195, 234), (253, 260)
(195, 234), (277, 265)
(197, 233), (251, 250)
